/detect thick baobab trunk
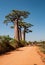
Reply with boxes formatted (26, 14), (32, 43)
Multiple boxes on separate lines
(22, 30), (25, 41)
(14, 19), (19, 41)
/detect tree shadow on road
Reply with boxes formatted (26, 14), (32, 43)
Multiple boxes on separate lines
(16, 48), (24, 51)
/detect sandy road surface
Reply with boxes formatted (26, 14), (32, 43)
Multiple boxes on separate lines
(0, 46), (45, 65)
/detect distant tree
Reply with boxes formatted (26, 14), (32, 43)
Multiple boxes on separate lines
(21, 22), (33, 41)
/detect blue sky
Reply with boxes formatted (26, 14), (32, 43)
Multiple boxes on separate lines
(0, 0), (45, 41)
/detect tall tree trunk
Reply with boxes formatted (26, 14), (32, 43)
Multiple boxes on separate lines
(14, 19), (19, 41)
(24, 29), (25, 41)
(19, 27), (22, 40)
(22, 29), (25, 41)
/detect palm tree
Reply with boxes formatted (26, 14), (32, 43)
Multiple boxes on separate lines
(4, 10), (30, 41)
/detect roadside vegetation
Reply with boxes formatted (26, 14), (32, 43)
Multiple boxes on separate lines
(28, 41), (45, 54)
(38, 41), (45, 54)
(0, 35), (28, 54)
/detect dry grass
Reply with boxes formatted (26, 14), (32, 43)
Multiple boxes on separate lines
(37, 46), (45, 64)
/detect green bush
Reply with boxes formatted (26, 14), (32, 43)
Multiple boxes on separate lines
(0, 35), (13, 54)
(18, 40), (27, 47)
(9, 39), (18, 49)
(0, 35), (29, 55)
(0, 43), (6, 54)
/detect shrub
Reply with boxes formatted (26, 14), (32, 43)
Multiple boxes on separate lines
(0, 35), (13, 54)
(0, 35), (29, 55)
(9, 39), (18, 49)
(18, 40), (27, 47)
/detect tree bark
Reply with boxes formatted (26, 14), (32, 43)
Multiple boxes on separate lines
(19, 28), (22, 40)
(19, 27), (22, 40)
(22, 29), (25, 41)
(14, 19), (19, 41)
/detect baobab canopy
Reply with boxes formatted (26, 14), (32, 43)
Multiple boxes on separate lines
(4, 10), (30, 24)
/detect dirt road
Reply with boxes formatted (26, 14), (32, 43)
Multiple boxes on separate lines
(0, 46), (45, 65)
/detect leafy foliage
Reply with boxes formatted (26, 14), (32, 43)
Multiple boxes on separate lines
(4, 10), (30, 24)
(18, 40), (27, 47)
(0, 35), (28, 55)
(0, 35), (14, 54)
(9, 39), (18, 48)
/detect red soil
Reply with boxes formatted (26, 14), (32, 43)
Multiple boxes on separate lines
(0, 46), (45, 65)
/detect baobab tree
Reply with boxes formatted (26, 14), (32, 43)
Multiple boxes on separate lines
(21, 22), (33, 41)
(18, 21), (26, 40)
(22, 30), (32, 41)
(10, 21), (33, 41)
(4, 10), (30, 41)
(10, 21), (26, 40)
